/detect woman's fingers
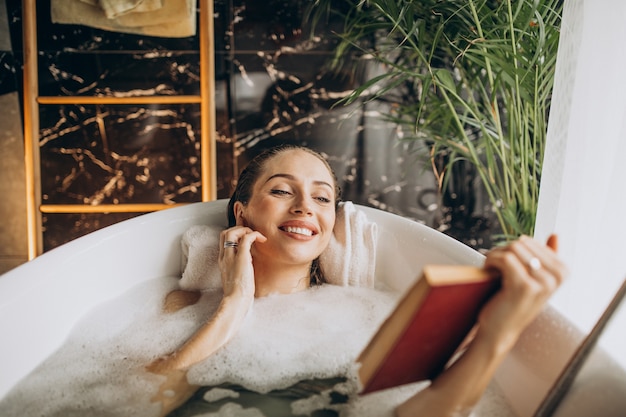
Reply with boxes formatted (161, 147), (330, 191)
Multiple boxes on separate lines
(485, 235), (567, 293)
(218, 226), (266, 299)
(478, 235), (568, 345)
(506, 238), (555, 295)
(219, 227), (266, 260)
(238, 229), (267, 252)
(219, 227), (243, 259)
(514, 235), (567, 290)
(546, 234), (558, 251)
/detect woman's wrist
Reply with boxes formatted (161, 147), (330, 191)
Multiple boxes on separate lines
(221, 272), (256, 301)
(160, 293), (252, 371)
(221, 289), (254, 313)
(471, 326), (519, 361)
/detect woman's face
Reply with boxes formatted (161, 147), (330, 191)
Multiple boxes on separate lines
(234, 149), (337, 267)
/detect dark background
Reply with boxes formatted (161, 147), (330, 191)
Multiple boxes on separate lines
(0, 0), (493, 269)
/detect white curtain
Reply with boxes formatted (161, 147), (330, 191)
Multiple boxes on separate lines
(535, 0), (626, 368)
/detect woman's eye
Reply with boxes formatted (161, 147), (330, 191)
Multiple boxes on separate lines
(271, 189), (291, 196)
(315, 196), (332, 204)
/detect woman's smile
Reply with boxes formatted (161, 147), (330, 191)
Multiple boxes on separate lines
(278, 220), (318, 239)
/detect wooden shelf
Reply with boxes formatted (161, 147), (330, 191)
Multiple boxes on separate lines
(22, 1), (216, 258)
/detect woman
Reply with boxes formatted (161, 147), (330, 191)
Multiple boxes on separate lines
(147, 144), (567, 417)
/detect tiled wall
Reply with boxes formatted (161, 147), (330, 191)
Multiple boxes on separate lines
(1, 1), (494, 274)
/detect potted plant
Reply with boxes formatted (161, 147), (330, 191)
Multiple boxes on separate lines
(308, 0), (562, 242)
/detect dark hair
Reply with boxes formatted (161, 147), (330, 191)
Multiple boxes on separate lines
(227, 144), (341, 285)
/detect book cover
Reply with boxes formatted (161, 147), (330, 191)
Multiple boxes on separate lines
(357, 265), (501, 394)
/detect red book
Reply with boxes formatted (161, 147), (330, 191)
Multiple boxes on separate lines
(357, 265), (501, 394)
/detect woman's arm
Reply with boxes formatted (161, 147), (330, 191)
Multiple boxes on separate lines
(396, 235), (567, 417)
(148, 226), (265, 372)
(146, 226), (265, 416)
(145, 290), (253, 417)
(147, 292), (253, 372)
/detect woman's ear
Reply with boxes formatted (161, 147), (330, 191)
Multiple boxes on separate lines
(233, 201), (247, 227)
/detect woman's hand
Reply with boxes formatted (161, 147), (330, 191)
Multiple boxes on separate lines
(218, 225), (266, 301)
(144, 224), (267, 379)
(478, 234), (568, 351)
(145, 360), (199, 417)
(397, 235), (568, 417)
(145, 351), (198, 416)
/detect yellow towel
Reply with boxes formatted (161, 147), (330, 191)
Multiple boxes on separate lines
(51, 0), (196, 38)
(99, 0), (164, 20)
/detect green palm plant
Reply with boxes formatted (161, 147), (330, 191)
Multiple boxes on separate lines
(309, 0), (562, 241)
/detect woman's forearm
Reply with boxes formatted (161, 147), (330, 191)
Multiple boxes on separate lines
(159, 293), (252, 371)
(395, 330), (515, 417)
(145, 293), (252, 416)
(176, 294), (251, 369)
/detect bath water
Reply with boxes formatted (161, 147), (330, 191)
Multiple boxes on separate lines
(0, 276), (515, 417)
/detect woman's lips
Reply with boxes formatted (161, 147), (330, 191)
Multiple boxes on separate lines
(281, 226), (313, 237)
(278, 220), (318, 238)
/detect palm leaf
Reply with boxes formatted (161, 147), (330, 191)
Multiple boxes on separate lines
(308, 0), (563, 240)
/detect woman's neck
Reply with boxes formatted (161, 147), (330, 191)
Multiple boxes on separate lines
(252, 261), (311, 297)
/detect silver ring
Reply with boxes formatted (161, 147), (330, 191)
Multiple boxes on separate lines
(223, 241), (238, 249)
(528, 257), (542, 271)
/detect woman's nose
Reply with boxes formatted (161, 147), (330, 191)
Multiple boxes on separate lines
(291, 196), (312, 215)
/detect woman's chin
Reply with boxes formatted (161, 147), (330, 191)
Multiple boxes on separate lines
(264, 240), (325, 263)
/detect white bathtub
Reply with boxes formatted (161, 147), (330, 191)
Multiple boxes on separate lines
(0, 200), (624, 416)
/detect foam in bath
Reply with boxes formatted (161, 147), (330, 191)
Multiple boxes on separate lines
(0, 277), (396, 416)
(0, 276), (516, 417)
(187, 284), (397, 393)
(203, 387), (241, 402)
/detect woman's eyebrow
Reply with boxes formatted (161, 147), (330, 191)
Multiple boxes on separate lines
(265, 173), (333, 190)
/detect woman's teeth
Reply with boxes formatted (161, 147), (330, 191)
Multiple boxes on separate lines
(283, 226), (313, 236)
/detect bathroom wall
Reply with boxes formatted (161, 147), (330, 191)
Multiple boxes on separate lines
(217, 1), (452, 230)
(0, 0), (29, 274)
(1, 1), (494, 274)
